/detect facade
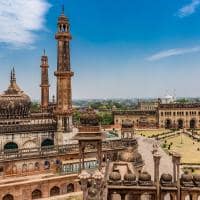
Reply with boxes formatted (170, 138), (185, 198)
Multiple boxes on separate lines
(0, 10), (130, 199)
(113, 110), (158, 128)
(114, 103), (200, 129)
(158, 103), (200, 129)
(0, 9), (79, 200)
(137, 100), (159, 111)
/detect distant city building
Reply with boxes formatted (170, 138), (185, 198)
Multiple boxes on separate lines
(114, 101), (200, 129)
(137, 100), (159, 111)
(161, 94), (176, 104)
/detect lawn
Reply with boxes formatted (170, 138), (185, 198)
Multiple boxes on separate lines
(161, 134), (200, 164)
(135, 129), (169, 137)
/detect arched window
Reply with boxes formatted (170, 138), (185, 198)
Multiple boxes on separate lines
(67, 183), (74, 193)
(35, 162), (40, 171)
(32, 189), (42, 199)
(44, 160), (50, 170)
(4, 142), (18, 152)
(3, 194), (14, 200)
(165, 119), (172, 129)
(50, 186), (60, 196)
(190, 119), (196, 129)
(22, 164), (27, 173)
(177, 119), (184, 129)
(41, 139), (54, 147)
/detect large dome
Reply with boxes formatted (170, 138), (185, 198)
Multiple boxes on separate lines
(0, 69), (31, 119)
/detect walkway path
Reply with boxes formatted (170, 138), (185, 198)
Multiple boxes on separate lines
(137, 135), (174, 178)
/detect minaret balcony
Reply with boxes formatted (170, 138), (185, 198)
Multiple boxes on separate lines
(54, 71), (74, 77)
(55, 32), (72, 40)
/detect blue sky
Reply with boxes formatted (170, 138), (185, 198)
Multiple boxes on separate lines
(0, 0), (200, 99)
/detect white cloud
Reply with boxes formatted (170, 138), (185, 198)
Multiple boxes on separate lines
(177, 0), (200, 18)
(0, 0), (51, 48)
(147, 46), (200, 61)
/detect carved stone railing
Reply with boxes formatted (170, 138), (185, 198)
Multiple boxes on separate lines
(0, 123), (57, 134)
(0, 139), (134, 162)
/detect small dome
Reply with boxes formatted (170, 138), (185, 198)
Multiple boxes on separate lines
(181, 173), (193, 182)
(139, 172), (151, 182)
(80, 111), (100, 126)
(160, 173), (172, 182)
(88, 187), (98, 198)
(119, 147), (142, 163)
(122, 120), (133, 128)
(193, 174), (200, 182)
(92, 170), (103, 180)
(0, 69), (31, 119)
(124, 173), (136, 181)
(79, 170), (91, 180)
(109, 171), (121, 181)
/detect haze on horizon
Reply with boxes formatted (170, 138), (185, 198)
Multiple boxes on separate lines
(0, 0), (200, 100)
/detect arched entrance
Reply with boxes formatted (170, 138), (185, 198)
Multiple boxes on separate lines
(41, 138), (54, 147)
(32, 189), (42, 199)
(185, 194), (192, 200)
(165, 119), (172, 129)
(164, 193), (173, 200)
(50, 186), (60, 196)
(190, 119), (196, 129)
(67, 183), (74, 193)
(4, 142), (18, 152)
(3, 194), (14, 200)
(141, 193), (152, 200)
(177, 119), (183, 129)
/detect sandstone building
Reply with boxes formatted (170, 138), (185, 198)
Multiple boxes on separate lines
(0, 6), (200, 200)
(114, 101), (200, 129)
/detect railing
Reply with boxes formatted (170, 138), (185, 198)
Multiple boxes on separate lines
(0, 139), (133, 162)
(0, 123), (56, 133)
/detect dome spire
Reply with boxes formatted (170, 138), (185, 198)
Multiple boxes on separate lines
(12, 67), (16, 82)
(10, 69), (13, 83)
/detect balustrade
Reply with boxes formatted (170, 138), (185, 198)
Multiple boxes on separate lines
(0, 138), (134, 161)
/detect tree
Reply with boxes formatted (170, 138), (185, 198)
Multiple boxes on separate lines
(30, 102), (40, 112)
(98, 112), (113, 125)
(73, 110), (81, 125)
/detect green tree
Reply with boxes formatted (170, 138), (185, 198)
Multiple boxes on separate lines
(30, 102), (40, 112)
(98, 112), (113, 125)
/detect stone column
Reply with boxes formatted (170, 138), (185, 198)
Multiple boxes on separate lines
(172, 153), (181, 200)
(153, 153), (161, 200)
(79, 170), (90, 200)
(173, 160), (176, 183)
(97, 141), (102, 169)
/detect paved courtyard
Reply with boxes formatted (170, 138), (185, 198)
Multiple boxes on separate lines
(136, 135), (174, 177)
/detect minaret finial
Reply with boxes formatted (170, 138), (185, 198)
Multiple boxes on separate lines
(12, 67), (16, 82)
(10, 69), (13, 83)
(43, 49), (46, 56)
(62, 4), (64, 14)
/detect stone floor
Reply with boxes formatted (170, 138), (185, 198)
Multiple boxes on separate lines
(137, 135), (174, 177)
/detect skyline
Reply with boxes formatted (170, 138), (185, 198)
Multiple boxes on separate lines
(0, 0), (200, 99)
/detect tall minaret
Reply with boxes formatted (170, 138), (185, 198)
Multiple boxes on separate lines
(40, 50), (50, 111)
(54, 7), (74, 144)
